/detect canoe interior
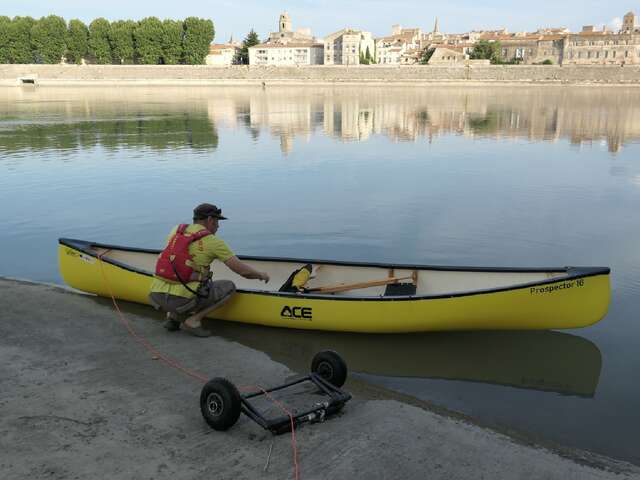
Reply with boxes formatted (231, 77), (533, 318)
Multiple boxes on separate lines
(93, 246), (570, 298)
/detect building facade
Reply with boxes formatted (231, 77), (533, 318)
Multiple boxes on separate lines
(563, 23), (640, 65)
(206, 40), (241, 66)
(249, 43), (324, 66)
(324, 28), (374, 65)
(427, 46), (467, 64)
(494, 34), (565, 65)
(249, 12), (324, 66)
(375, 25), (423, 64)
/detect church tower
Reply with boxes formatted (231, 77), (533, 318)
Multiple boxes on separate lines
(622, 11), (637, 32)
(279, 12), (292, 33)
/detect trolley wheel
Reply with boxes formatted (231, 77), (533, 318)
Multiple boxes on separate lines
(200, 377), (241, 431)
(311, 350), (348, 388)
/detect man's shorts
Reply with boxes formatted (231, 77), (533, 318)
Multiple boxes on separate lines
(149, 280), (236, 316)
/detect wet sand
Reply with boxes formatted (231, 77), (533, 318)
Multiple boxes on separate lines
(1, 277), (638, 479)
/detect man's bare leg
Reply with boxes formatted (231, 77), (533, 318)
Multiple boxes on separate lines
(183, 280), (236, 330)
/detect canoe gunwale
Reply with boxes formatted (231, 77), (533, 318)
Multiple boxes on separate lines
(58, 237), (611, 302)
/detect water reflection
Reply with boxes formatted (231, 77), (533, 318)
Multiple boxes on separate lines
(88, 297), (601, 398)
(211, 322), (602, 398)
(211, 87), (640, 154)
(0, 115), (218, 152)
(1, 86), (639, 154)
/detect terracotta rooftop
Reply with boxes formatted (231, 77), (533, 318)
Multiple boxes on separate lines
(209, 44), (239, 51)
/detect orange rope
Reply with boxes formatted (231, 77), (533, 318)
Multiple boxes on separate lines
(97, 251), (208, 383)
(95, 252), (299, 480)
(241, 385), (299, 480)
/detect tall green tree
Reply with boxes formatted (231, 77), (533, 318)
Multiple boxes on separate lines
(31, 15), (67, 64)
(109, 20), (135, 64)
(182, 17), (214, 64)
(0, 16), (11, 63)
(6, 16), (36, 63)
(88, 18), (112, 64)
(66, 19), (88, 64)
(469, 40), (502, 64)
(134, 17), (164, 64)
(420, 47), (435, 64)
(365, 45), (374, 64)
(234, 29), (259, 65)
(161, 19), (183, 65)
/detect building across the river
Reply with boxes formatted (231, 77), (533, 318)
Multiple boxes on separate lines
(245, 10), (640, 67)
(563, 13), (640, 65)
(323, 28), (375, 65)
(249, 12), (324, 66)
(206, 38), (241, 66)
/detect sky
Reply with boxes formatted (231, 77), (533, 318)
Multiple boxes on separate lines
(1, 1), (637, 42)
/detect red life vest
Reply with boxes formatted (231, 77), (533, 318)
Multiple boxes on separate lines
(155, 224), (212, 284)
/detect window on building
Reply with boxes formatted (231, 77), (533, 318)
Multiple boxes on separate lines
(605, 51), (609, 58)
(587, 51), (591, 58)
(613, 51), (617, 57)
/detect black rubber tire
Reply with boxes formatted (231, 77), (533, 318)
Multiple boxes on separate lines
(200, 378), (242, 431)
(311, 350), (348, 388)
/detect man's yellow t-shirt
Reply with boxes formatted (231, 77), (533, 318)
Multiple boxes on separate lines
(150, 224), (235, 298)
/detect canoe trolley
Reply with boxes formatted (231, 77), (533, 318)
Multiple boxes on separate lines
(199, 350), (352, 434)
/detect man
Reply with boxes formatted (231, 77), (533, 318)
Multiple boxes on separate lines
(149, 203), (269, 337)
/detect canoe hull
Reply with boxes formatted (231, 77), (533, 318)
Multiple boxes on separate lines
(58, 242), (610, 333)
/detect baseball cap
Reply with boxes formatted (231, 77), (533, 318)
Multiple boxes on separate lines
(193, 203), (228, 220)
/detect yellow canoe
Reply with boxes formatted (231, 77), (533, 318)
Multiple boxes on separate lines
(58, 238), (611, 333)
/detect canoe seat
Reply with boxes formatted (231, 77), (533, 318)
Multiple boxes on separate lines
(384, 282), (417, 296)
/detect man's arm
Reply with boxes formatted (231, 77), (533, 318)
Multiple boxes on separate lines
(224, 256), (270, 283)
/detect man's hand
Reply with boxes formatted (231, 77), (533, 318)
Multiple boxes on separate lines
(225, 256), (270, 283)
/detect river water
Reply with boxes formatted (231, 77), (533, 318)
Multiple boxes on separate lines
(1, 85), (639, 464)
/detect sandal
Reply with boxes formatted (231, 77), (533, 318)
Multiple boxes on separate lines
(181, 323), (212, 338)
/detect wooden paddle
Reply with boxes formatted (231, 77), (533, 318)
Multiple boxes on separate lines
(306, 275), (414, 294)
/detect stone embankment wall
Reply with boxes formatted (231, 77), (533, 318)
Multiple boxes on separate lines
(2, 64), (640, 86)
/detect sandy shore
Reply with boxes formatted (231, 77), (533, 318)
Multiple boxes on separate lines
(1, 277), (638, 479)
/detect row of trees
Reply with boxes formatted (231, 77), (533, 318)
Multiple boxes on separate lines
(0, 15), (214, 64)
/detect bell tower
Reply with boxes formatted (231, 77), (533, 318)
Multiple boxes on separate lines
(622, 11), (637, 33)
(279, 12), (292, 33)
